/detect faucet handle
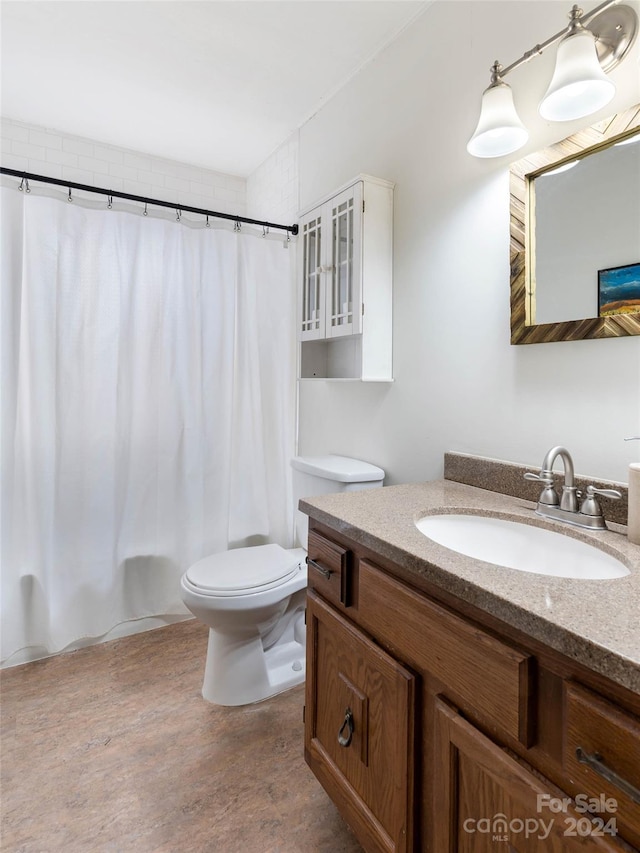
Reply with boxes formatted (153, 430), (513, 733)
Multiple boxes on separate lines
(580, 485), (622, 517)
(587, 486), (622, 500)
(524, 471), (559, 506)
(524, 471), (553, 486)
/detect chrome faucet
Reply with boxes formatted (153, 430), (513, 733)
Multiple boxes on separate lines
(525, 446), (621, 530)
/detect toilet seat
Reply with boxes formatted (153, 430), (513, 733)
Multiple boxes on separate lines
(185, 543), (302, 597)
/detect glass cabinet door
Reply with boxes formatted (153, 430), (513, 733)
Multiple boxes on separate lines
(327, 184), (363, 338)
(300, 211), (325, 340)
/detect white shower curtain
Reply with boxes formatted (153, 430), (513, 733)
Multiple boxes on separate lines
(0, 185), (296, 663)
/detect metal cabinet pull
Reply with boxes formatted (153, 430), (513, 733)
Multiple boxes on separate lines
(576, 748), (640, 804)
(338, 709), (354, 747)
(306, 556), (332, 580)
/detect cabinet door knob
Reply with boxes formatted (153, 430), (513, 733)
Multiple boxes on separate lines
(338, 709), (354, 747)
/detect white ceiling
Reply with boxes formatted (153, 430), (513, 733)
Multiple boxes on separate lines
(1, 1), (428, 176)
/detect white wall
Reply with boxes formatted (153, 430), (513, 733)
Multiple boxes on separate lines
(296, 0), (640, 485)
(1, 117), (246, 215)
(247, 131), (299, 225)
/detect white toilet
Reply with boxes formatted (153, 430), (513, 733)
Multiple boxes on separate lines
(180, 454), (385, 706)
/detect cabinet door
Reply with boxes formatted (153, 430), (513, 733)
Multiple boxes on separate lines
(434, 697), (626, 852)
(326, 183), (363, 338)
(299, 205), (326, 340)
(305, 590), (415, 853)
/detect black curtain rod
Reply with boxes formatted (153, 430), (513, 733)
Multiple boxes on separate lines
(0, 167), (299, 236)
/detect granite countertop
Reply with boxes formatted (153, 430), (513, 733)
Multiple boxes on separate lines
(299, 479), (640, 694)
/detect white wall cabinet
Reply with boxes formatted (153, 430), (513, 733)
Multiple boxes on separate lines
(298, 175), (393, 381)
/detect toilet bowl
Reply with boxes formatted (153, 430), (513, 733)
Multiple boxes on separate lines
(181, 543), (307, 706)
(180, 455), (385, 706)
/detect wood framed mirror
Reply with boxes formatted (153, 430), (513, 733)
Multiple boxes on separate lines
(510, 104), (640, 345)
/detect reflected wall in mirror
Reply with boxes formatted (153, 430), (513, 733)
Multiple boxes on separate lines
(510, 104), (640, 345)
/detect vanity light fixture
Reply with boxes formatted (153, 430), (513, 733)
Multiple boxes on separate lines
(466, 64), (529, 158)
(539, 5), (615, 122)
(467, 0), (638, 158)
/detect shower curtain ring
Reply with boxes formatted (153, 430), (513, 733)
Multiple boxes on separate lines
(234, 218), (241, 232)
(18, 177), (24, 191)
(25, 179), (30, 194)
(68, 187), (73, 203)
(205, 214), (210, 228)
(143, 202), (148, 217)
(176, 208), (181, 222)
(107, 195), (113, 210)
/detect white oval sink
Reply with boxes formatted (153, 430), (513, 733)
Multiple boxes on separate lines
(415, 514), (629, 580)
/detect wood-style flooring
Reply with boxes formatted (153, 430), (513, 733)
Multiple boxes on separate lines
(1, 620), (362, 852)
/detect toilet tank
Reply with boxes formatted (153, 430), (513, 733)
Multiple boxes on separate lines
(291, 455), (385, 547)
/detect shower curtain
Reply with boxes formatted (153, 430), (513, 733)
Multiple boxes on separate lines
(0, 185), (296, 663)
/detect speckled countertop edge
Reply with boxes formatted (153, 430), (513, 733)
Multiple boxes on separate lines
(300, 480), (640, 694)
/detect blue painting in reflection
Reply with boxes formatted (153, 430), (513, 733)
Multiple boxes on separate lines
(598, 262), (640, 317)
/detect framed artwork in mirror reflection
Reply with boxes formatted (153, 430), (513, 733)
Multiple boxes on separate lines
(598, 263), (640, 318)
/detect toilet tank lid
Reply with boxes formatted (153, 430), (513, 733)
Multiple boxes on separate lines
(291, 455), (385, 483)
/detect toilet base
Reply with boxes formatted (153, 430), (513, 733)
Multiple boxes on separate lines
(201, 608), (306, 706)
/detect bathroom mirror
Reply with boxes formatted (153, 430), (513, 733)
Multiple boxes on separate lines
(510, 103), (640, 344)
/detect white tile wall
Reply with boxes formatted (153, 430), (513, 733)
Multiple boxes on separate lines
(246, 131), (299, 226)
(1, 117), (247, 216)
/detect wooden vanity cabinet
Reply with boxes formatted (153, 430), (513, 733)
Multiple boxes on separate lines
(304, 521), (640, 853)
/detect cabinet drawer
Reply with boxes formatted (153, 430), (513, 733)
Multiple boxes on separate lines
(357, 560), (535, 746)
(307, 529), (352, 607)
(305, 590), (415, 852)
(564, 682), (640, 844)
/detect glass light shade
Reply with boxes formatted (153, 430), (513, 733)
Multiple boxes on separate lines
(467, 81), (528, 158)
(614, 131), (640, 147)
(539, 28), (615, 122)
